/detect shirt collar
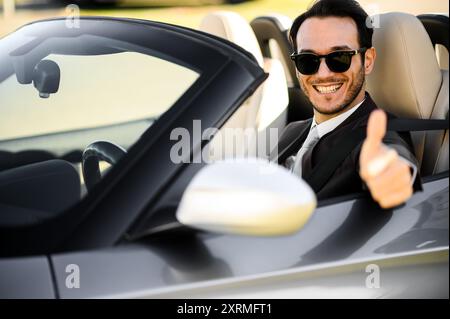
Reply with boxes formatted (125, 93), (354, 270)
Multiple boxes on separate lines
(311, 98), (366, 138)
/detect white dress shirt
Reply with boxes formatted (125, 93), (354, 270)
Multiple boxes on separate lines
(310, 99), (364, 139)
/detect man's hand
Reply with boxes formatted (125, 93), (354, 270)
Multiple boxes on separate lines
(359, 110), (413, 209)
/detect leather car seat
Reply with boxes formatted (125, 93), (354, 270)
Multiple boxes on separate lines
(367, 12), (448, 176)
(199, 11), (289, 160)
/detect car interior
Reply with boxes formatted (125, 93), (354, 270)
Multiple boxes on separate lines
(0, 10), (448, 245)
(246, 11), (449, 176)
(366, 12), (448, 176)
(0, 30), (200, 229)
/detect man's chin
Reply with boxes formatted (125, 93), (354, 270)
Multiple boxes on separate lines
(311, 99), (348, 115)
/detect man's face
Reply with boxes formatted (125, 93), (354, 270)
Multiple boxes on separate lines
(296, 16), (370, 117)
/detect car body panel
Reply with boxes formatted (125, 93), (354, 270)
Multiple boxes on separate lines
(132, 248), (449, 299)
(46, 175), (448, 298)
(0, 256), (55, 298)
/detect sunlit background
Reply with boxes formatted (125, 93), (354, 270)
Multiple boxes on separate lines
(1, 0), (449, 37)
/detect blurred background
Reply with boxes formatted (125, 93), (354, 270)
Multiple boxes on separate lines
(1, 0), (449, 37)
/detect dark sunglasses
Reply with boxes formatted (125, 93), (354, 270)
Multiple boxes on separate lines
(290, 48), (367, 75)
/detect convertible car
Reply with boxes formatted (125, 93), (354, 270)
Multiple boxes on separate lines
(0, 8), (448, 298)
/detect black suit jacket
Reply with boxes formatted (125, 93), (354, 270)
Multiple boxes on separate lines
(271, 93), (422, 200)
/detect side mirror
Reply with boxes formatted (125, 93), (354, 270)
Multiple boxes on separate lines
(176, 159), (317, 236)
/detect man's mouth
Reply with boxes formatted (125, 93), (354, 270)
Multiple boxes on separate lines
(312, 83), (344, 94)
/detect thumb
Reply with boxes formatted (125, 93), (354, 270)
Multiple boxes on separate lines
(363, 109), (387, 158)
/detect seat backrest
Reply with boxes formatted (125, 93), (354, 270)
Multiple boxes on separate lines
(199, 11), (289, 159)
(422, 70), (449, 174)
(367, 12), (448, 175)
(251, 14), (314, 122)
(250, 14), (295, 86)
(417, 14), (449, 71)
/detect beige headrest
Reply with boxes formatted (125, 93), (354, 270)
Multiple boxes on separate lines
(367, 12), (442, 119)
(199, 11), (264, 67)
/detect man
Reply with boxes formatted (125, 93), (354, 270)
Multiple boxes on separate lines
(273, 0), (421, 208)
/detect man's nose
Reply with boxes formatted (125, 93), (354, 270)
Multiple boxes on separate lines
(316, 58), (334, 78)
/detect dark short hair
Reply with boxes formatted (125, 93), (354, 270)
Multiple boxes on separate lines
(289, 0), (373, 52)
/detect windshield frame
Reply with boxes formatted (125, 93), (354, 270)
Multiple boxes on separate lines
(0, 16), (267, 256)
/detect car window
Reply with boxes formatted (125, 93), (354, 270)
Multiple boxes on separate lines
(0, 21), (201, 224)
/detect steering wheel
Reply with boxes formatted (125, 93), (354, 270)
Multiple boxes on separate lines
(82, 141), (126, 191)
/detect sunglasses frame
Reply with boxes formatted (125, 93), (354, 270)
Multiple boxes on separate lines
(290, 47), (368, 75)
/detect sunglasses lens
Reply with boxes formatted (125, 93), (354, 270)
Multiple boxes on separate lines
(295, 54), (320, 75)
(294, 51), (357, 74)
(326, 52), (352, 73)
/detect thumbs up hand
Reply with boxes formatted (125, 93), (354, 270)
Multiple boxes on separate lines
(359, 110), (413, 209)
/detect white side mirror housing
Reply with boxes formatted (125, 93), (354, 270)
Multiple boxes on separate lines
(176, 158), (317, 236)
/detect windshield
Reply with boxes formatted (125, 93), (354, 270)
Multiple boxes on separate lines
(0, 24), (199, 141)
(0, 19), (200, 225)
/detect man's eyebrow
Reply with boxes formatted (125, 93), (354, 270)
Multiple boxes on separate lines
(298, 49), (316, 53)
(298, 45), (353, 54)
(330, 45), (353, 51)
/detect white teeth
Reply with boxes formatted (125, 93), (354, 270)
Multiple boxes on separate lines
(314, 84), (342, 94)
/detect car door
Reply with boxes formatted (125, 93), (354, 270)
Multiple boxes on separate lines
(41, 170), (447, 299)
(28, 167), (445, 299)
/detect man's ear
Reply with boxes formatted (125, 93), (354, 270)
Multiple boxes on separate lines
(364, 47), (376, 75)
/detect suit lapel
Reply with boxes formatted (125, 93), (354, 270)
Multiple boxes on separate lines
(274, 119), (312, 164)
(301, 94), (378, 174)
(274, 93), (378, 174)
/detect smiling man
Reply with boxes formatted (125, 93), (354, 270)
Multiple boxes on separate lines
(274, 0), (421, 208)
